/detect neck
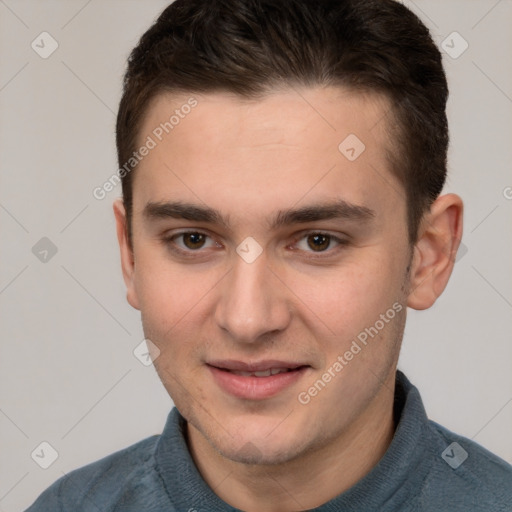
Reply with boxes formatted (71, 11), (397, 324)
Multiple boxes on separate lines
(187, 374), (397, 512)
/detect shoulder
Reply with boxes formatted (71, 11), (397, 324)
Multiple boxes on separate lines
(25, 434), (163, 512)
(420, 419), (512, 511)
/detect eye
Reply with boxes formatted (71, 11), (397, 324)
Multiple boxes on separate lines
(165, 231), (219, 252)
(294, 233), (345, 253)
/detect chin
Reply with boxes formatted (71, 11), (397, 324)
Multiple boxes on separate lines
(200, 413), (311, 466)
(217, 436), (306, 466)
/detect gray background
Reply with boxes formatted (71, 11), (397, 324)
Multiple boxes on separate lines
(0, 1), (511, 510)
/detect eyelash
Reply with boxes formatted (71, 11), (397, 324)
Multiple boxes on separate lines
(162, 230), (349, 260)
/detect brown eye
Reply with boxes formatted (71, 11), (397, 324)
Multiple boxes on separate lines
(164, 231), (220, 257)
(182, 232), (207, 249)
(306, 234), (331, 252)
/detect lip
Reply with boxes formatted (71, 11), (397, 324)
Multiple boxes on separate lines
(208, 359), (305, 372)
(207, 360), (310, 400)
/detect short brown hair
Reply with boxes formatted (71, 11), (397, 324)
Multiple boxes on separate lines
(116, 0), (449, 245)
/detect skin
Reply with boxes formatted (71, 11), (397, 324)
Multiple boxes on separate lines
(114, 86), (463, 511)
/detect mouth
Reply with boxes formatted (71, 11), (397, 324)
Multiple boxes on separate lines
(206, 360), (311, 400)
(225, 367), (297, 377)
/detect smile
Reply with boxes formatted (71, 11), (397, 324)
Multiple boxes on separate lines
(229, 368), (292, 377)
(207, 360), (310, 400)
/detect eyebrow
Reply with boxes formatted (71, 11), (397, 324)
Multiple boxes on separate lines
(142, 199), (375, 230)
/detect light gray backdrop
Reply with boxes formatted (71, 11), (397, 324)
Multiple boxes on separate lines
(1, 1), (511, 510)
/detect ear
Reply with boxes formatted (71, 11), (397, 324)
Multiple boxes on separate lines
(113, 198), (140, 310)
(407, 193), (464, 310)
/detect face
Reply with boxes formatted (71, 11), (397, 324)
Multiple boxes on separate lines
(117, 86), (413, 465)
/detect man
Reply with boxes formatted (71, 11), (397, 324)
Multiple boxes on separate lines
(27, 0), (512, 510)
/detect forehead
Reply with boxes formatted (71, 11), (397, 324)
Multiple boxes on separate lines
(132, 86), (404, 231)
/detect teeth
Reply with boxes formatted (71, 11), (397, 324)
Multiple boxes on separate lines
(230, 368), (290, 377)
(254, 369), (271, 377)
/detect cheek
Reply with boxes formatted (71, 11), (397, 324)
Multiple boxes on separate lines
(135, 255), (214, 404)
(291, 254), (403, 339)
(135, 269), (181, 336)
(133, 248), (223, 362)
(133, 248), (203, 330)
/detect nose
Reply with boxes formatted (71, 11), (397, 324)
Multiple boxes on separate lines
(214, 254), (292, 344)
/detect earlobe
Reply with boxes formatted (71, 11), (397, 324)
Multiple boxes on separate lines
(113, 198), (140, 311)
(406, 193), (463, 310)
